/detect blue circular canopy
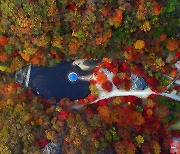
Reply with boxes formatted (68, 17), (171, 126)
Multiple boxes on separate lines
(68, 72), (78, 82)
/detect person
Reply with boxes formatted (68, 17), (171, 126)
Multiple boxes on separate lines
(15, 60), (100, 101)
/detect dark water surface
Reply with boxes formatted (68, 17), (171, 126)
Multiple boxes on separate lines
(28, 62), (91, 101)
